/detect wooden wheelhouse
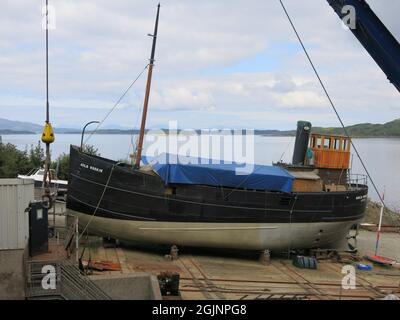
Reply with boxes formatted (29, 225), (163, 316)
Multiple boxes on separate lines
(308, 133), (351, 169)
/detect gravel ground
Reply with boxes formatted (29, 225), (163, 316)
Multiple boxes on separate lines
(356, 229), (400, 261)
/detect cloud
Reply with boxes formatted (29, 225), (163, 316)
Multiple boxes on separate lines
(151, 87), (215, 111)
(0, 94), (129, 110)
(0, 0), (398, 129)
(275, 91), (326, 108)
(272, 77), (297, 93)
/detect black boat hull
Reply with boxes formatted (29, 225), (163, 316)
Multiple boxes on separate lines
(66, 146), (368, 250)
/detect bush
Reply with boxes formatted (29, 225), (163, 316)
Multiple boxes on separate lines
(0, 143), (31, 178)
(51, 153), (70, 180)
(83, 144), (100, 156)
(29, 141), (45, 169)
(0, 140), (100, 180)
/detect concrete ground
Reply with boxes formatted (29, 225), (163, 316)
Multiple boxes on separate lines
(90, 273), (162, 300)
(356, 231), (400, 261)
(76, 230), (400, 300)
(0, 249), (26, 300)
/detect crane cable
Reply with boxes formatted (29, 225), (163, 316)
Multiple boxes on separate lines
(278, 0), (386, 209)
(41, 0), (55, 206)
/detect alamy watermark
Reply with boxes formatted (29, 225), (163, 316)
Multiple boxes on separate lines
(41, 265), (57, 290)
(142, 121), (255, 175)
(341, 265), (356, 290)
(341, 5), (356, 30)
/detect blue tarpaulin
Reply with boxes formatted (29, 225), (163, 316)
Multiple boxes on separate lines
(144, 154), (294, 193)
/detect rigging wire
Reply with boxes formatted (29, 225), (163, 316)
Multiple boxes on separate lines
(278, 0), (386, 208)
(78, 163), (118, 240)
(84, 64), (149, 144)
(278, 138), (294, 163)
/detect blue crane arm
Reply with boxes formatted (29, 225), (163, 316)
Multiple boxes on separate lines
(327, 0), (400, 92)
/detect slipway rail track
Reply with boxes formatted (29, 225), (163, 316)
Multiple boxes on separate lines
(176, 258), (398, 300)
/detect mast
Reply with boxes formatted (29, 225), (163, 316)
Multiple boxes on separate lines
(135, 3), (161, 168)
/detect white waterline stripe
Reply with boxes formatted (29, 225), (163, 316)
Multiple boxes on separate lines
(139, 226), (278, 231)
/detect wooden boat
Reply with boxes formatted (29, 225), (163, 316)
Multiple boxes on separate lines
(66, 5), (368, 251)
(66, 127), (368, 251)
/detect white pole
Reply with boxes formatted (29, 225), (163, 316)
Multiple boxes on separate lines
(377, 205), (384, 231)
(374, 187), (385, 256)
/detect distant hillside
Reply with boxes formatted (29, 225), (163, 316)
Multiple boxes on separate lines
(56, 128), (81, 134)
(0, 129), (35, 135)
(258, 130), (296, 136)
(0, 118), (42, 133)
(312, 119), (400, 137)
(1, 117), (400, 137)
(0, 118), (80, 134)
(88, 129), (298, 136)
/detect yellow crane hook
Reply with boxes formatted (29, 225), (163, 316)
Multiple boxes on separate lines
(41, 122), (55, 144)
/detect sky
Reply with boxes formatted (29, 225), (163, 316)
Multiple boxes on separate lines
(0, 0), (399, 130)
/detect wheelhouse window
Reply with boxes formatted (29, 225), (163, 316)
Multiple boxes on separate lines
(323, 138), (330, 149)
(310, 136), (316, 148)
(342, 139), (348, 151)
(334, 138), (340, 150)
(316, 137), (322, 149)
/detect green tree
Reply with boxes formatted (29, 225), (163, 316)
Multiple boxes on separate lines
(0, 141), (100, 179)
(51, 145), (100, 180)
(51, 153), (70, 180)
(28, 141), (45, 169)
(82, 144), (99, 156)
(0, 143), (31, 178)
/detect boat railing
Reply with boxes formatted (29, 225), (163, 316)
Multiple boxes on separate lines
(346, 174), (368, 190)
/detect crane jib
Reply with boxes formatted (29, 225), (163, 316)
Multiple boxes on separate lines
(327, 0), (400, 92)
